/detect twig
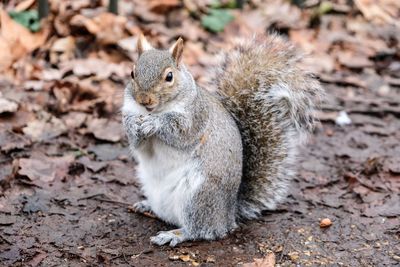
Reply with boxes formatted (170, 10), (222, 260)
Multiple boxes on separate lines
(0, 235), (12, 245)
(38, 0), (49, 19)
(109, 0), (118, 14)
(78, 193), (130, 206)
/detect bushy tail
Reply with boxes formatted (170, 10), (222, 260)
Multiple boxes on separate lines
(216, 35), (323, 220)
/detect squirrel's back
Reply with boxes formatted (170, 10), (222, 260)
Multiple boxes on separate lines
(216, 35), (322, 220)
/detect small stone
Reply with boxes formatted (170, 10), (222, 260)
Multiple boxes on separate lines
(288, 251), (299, 262)
(179, 255), (191, 262)
(335, 111), (351, 126)
(320, 218), (332, 228)
(206, 256), (216, 263)
(168, 255), (179, 261)
(274, 245), (283, 253)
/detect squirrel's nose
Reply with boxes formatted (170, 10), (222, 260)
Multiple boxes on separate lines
(137, 93), (157, 111)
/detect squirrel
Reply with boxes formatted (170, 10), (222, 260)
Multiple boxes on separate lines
(122, 34), (322, 247)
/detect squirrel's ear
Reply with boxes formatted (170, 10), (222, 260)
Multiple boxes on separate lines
(137, 34), (153, 56)
(169, 37), (184, 67)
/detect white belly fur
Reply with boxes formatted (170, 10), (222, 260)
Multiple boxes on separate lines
(134, 139), (203, 226)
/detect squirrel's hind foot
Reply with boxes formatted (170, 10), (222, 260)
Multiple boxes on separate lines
(132, 200), (152, 213)
(150, 228), (189, 247)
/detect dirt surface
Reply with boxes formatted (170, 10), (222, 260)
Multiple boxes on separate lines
(0, 0), (400, 266)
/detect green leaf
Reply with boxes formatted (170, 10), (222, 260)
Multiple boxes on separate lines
(201, 9), (234, 33)
(9, 10), (40, 32)
(317, 1), (333, 15)
(210, 0), (237, 9)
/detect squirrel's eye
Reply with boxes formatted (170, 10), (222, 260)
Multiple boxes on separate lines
(165, 72), (173, 82)
(131, 71), (135, 79)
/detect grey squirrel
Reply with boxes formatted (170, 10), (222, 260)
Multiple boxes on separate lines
(122, 34), (322, 246)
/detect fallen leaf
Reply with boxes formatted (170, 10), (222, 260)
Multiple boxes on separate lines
(0, 37), (13, 71)
(337, 51), (373, 69)
(23, 80), (45, 91)
(201, 9), (234, 33)
(384, 157), (400, 174)
(149, 0), (180, 13)
(26, 251), (47, 267)
(0, 214), (17, 225)
(0, 97), (18, 114)
(243, 252), (276, 267)
(18, 154), (74, 183)
(70, 13), (127, 45)
(22, 116), (67, 142)
(15, 0), (36, 12)
(50, 36), (76, 64)
(179, 254), (191, 262)
(354, 0), (400, 27)
(86, 118), (122, 142)
(0, 8), (49, 70)
(0, 130), (31, 152)
(62, 111), (87, 129)
(9, 10), (40, 32)
(60, 58), (128, 80)
(0, 247), (21, 264)
(21, 191), (50, 213)
(78, 156), (108, 173)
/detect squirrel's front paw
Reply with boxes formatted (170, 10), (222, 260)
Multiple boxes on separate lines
(140, 116), (159, 136)
(150, 228), (189, 247)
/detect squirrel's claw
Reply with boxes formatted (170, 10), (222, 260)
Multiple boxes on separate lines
(140, 116), (159, 137)
(132, 200), (151, 213)
(150, 228), (188, 247)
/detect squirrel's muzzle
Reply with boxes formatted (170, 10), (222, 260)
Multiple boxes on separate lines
(136, 93), (158, 111)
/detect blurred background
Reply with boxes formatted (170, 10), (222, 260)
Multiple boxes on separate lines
(0, 0), (399, 266)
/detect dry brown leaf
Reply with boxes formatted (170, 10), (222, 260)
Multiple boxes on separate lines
(354, 0), (400, 27)
(0, 8), (49, 69)
(117, 36), (138, 59)
(18, 154), (74, 183)
(86, 118), (122, 142)
(336, 51), (373, 69)
(243, 253), (276, 267)
(149, 0), (180, 13)
(0, 130), (31, 152)
(70, 13), (127, 45)
(62, 112), (87, 129)
(22, 117), (67, 142)
(50, 37), (76, 64)
(15, 0), (36, 12)
(78, 156), (108, 173)
(61, 58), (128, 80)
(0, 97), (18, 114)
(25, 251), (47, 267)
(0, 37), (13, 71)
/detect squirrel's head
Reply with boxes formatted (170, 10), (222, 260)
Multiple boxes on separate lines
(129, 34), (192, 113)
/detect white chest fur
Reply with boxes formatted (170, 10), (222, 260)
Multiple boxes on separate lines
(134, 140), (203, 226)
(123, 91), (204, 226)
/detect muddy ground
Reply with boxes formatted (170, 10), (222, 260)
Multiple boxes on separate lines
(0, 0), (400, 266)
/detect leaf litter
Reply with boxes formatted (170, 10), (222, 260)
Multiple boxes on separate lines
(0, 0), (399, 266)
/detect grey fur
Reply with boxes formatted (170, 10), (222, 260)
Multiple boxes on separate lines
(122, 35), (322, 246)
(215, 35), (323, 219)
(123, 48), (242, 246)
